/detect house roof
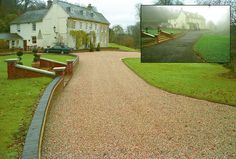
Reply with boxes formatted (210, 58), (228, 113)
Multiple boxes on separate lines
(10, 1), (109, 25)
(57, 1), (110, 24)
(0, 33), (23, 40)
(11, 9), (48, 24)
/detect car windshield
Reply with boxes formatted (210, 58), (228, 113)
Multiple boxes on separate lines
(53, 46), (62, 49)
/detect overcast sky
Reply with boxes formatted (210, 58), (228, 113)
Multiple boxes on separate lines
(156, 5), (230, 24)
(45, 0), (197, 28)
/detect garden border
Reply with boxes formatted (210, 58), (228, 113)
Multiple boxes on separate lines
(21, 54), (79, 159)
(21, 77), (63, 159)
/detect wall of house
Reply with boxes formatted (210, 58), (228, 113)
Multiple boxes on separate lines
(67, 19), (109, 49)
(41, 2), (69, 48)
(8, 39), (23, 48)
(10, 22), (43, 49)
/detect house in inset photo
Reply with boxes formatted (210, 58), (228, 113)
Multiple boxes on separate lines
(168, 9), (206, 30)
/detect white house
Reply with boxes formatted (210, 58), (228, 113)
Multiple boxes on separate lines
(7, 0), (110, 50)
(168, 10), (206, 30)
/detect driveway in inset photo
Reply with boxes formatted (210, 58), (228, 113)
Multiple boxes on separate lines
(42, 51), (236, 158)
(142, 31), (206, 62)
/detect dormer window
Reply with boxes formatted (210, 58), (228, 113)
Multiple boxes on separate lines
(91, 12), (94, 17)
(80, 10), (83, 15)
(66, 7), (71, 12)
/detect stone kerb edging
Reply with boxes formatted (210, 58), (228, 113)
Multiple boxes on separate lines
(72, 55), (79, 67)
(21, 77), (64, 159)
(21, 55), (79, 159)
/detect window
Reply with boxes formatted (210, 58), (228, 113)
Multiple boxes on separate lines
(90, 23), (92, 30)
(68, 20), (75, 29)
(80, 22), (82, 29)
(32, 36), (37, 44)
(32, 23), (36, 31)
(86, 23), (88, 30)
(17, 24), (20, 32)
(95, 24), (97, 30)
(12, 40), (15, 46)
(72, 21), (75, 29)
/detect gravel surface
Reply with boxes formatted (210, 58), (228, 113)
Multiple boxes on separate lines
(42, 51), (236, 159)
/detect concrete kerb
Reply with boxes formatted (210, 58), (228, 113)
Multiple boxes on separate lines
(21, 77), (63, 159)
(21, 54), (79, 159)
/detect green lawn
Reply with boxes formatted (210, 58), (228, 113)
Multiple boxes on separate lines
(194, 34), (230, 62)
(41, 53), (75, 63)
(108, 43), (138, 52)
(123, 58), (236, 106)
(0, 53), (75, 158)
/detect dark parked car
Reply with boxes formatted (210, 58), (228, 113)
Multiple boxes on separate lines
(44, 45), (73, 54)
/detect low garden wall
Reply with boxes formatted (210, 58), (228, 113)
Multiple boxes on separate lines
(5, 59), (55, 79)
(5, 56), (76, 79)
(4, 54), (79, 159)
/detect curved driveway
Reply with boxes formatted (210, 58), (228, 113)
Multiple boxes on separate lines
(42, 51), (236, 158)
(142, 31), (205, 62)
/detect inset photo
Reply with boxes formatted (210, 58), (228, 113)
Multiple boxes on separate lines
(141, 5), (230, 63)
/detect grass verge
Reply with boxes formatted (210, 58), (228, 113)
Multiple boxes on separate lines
(123, 58), (236, 106)
(0, 53), (75, 158)
(194, 34), (230, 62)
(108, 43), (138, 52)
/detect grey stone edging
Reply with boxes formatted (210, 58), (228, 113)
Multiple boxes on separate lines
(16, 64), (55, 76)
(21, 77), (63, 159)
(72, 54), (79, 66)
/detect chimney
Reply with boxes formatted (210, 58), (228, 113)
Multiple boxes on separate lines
(47, 0), (52, 8)
(53, 0), (58, 4)
(87, 4), (92, 10)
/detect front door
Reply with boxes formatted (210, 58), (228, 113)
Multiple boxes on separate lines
(23, 40), (27, 51)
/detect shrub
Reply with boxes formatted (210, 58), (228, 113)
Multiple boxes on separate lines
(32, 48), (38, 54)
(96, 42), (100, 51)
(0, 40), (9, 49)
(33, 53), (40, 62)
(89, 41), (94, 52)
(16, 50), (23, 65)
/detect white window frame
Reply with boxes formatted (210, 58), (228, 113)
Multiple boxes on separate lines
(32, 23), (36, 31)
(17, 24), (20, 32)
(32, 36), (37, 44)
(80, 22), (82, 29)
(12, 40), (15, 46)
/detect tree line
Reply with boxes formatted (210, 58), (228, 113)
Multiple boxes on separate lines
(0, 0), (46, 32)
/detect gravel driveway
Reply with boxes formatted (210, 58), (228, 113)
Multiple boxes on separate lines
(42, 51), (236, 158)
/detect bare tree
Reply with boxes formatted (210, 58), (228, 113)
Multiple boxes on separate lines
(154, 0), (183, 5)
(195, 0), (236, 25)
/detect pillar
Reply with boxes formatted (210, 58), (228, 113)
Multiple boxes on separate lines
(5, 58), (18, 79)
